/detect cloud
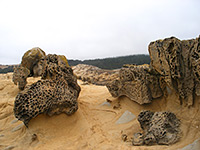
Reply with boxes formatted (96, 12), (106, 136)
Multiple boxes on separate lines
(0, 0), (200, 64)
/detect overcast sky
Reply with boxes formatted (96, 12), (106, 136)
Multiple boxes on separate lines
(0, 0), (200, 64)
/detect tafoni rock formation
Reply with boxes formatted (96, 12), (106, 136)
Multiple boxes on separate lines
(14, 53), (80, 127)
(13, 47), (46, 90)
(107, 35), (200, 106)
(72, 64), (119, 86)
(106, 64), (163, 104)
(13, 47), (70, 90)
(149, 36), (200, 106)
(132, 110), (181, 146)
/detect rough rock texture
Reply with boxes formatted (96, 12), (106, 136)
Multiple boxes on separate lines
(72, 64), (119, 86)
(12, 48), (70, 90)
(14, 54), (81, 127)
(149, 36), (200, 106)
(21, 47), (46, 75)
(132, 110), (181, 146)
(12, 47), (46, 90)
(107, 35), (200, 106)
(12, 66), (30, 90)
(58, 55), (70, 67)
(106, 64), (163, 104)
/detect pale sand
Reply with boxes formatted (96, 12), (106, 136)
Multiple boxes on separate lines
(0, 73), (199, 150)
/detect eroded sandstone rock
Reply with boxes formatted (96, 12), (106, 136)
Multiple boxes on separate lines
(21, 47), (46, 76)
(132, 110), (181, 146)
(106, 65), (163, 104)
(12, 48), (70, 90)
(72, 64), (119, 86)
(14, 54), (81, 127)
(149, 35), (200, 106)
(107, 35), (200, 106)
(12, 47), (46, 90)
(12, 66), (30, 90)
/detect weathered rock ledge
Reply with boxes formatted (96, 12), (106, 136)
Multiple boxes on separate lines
(107, 35), (200, 106)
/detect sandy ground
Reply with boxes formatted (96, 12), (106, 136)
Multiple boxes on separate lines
(0, 73), (200, 150)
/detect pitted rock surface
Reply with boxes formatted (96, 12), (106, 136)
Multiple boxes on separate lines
(14, 54), (81, 127)
(149, 36), (200, 106)
(13, 65), (30, 90)
(132, 110), (181, 146)
(107, 35), (200, 106)
(106, 64), (163, 104)
(72, 64), (119, 86)
(12, 48), (70, 90)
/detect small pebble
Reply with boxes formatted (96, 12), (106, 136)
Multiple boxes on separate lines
(10, 119), (18, 124)
(0, 134), (4, 137)
(100, 101), (111, 107)
(122, 134), (128, 142)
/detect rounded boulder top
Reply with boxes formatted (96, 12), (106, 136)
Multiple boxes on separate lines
(21, 47), (46, 71)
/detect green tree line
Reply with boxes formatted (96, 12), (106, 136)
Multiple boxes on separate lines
(0, 66), (15, 74)
(0, 54), (150, 73)
(68, 54), (150, 69)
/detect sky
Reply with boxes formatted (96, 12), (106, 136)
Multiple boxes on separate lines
(0, 0), (200, 64)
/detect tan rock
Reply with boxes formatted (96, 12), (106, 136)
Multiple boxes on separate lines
(12, 65), (30, 90)
(135, 110), (181, 145)
(72, 64), (119, 86)
(14, 54), (80, 127)
(149, 35), (200, 106)
(106, 65), (163, 104)
(21, 47), (46, 76)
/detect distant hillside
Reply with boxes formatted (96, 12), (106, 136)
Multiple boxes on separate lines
(0, 65), (15, 74)
(68, 54), (150, 69)
(0, 54), (150, 73)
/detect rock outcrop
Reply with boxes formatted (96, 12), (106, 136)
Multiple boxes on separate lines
(13, 47), (46, 90)
(107, 35), (200, 106)
(14, 54), (81, 127)
(106, 64), (163, 104)
(21, 47), (46, 76)
(12, 47), (70, 90)
(149, 35), (200, 106)
(72, 64), (119, 86)
(13, 66), (30, 90)
(132, 110), (181, 145)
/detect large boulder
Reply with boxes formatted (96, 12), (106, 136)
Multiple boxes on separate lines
(21, 47), (46, 76)
(106, 65), (163, 105)
(149, 36), (200, 106)
(12, 48), (71, 90)
(14, 54), (81, 127)
(107, 35), (200, 106)
(132, 110), (181, 145)
(12, 47), (46, 90)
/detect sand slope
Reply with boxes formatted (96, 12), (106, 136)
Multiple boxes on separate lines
(0, 73), (199, 150)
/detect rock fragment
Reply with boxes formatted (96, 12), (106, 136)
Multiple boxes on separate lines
(133, 110), (181, 146)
